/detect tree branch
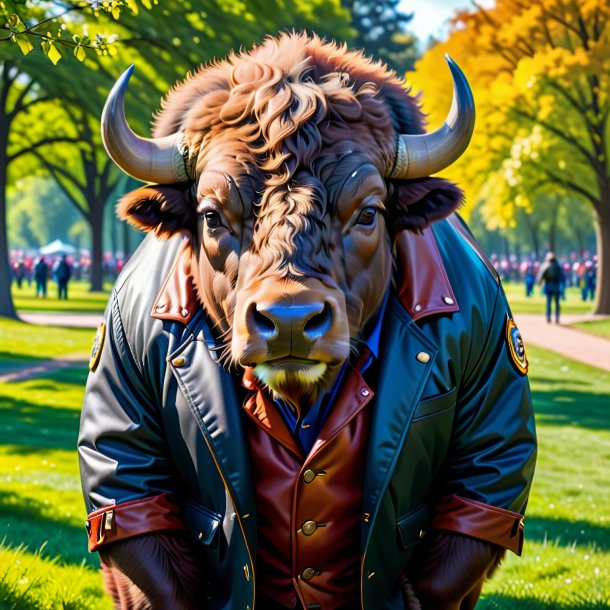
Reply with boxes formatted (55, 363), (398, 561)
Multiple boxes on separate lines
(510, 106), (598, 168)
(8, 136), (81, 164)
(543, 168), (600, 209)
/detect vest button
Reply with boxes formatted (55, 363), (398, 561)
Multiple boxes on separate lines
(301, 520), (318, 536)
(301, 567), (317, 581)
(303, 469), (317, 483)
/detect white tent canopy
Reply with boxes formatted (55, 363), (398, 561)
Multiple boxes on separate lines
(39, 239), (76, 255)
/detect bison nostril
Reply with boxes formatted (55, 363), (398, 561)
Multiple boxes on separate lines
(304, 302), (332, 341)
(250, 304), (278, 339)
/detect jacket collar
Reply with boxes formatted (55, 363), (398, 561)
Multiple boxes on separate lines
(151, 227), (459, 325)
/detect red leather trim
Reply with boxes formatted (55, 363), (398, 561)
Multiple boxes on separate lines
(431, 495), (524, 555)
(150, 243), (199, 324)
(86, 494), (185, 552)
(394, 228), (459, 321)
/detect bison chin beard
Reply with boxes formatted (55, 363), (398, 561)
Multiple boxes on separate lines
(253, 361), (341, 411)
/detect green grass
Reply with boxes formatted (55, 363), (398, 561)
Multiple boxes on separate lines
(0, 323), (608, 608)
(571, 319), (610, 340)
(0, 318), (94, 361)
(12, 280), (111, 314)
(0, 364), (112, 609)
(502, 283), (597, 316)
(479, 346), (610, 609)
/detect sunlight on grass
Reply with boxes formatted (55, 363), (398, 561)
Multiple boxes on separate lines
(12, 280), (111, 315)
(571, 319), (610, 340)
(0, 319), (94, 360)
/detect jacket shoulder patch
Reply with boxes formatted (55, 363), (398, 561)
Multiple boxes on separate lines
(89, 322), (106, 372)
(506, 317), (528, 375)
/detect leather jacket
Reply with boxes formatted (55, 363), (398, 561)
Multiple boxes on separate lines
(78, 214), (537, 610)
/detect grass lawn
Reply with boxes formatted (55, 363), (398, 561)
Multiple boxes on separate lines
(503, 282), (597, 316)
(12, 280), (111, 315)
(571, 319), (610, 340)
(0, 315), (608, 608)
(0, 318), (95, 361)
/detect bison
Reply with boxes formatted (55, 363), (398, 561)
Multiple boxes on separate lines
(79, 32), (536, 610)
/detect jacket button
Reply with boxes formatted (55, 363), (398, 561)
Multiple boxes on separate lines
(419, 529), (426, 540)
(172, 356), (186, 367)
(443, 296), (455, 305)
(303, 469), (317, 483)
(301, 520), (318, 536)
(301, 567), (317, 581)
(416, 351), (430, 364)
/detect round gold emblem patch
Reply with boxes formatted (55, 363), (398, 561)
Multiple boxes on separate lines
(89, 322), (106, 372)
(506, 317), (528, 375)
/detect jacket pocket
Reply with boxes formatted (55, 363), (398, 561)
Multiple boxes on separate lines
(183, 501), (222, 546)
(396, 503), (430, 550)
(412, 386), (457, 422)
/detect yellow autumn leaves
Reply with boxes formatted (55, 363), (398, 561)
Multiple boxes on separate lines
(409, 0), (609, 230)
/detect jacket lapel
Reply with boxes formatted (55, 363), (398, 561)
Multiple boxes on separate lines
(168, 322), (257, 545)
(361, 294), (438, 550)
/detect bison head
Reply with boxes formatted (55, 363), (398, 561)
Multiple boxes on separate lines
(102, 33), (472, 409)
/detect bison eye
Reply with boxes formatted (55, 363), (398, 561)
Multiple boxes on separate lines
(204, 211), (221, 228)
(356, 207), (377, 227)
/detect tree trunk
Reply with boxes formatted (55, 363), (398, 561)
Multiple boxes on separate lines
(89, 204), (104, 292)
(0, 155), (17, 319)
(593, 205), (610, 315)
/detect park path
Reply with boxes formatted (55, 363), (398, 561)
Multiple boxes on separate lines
(0, 352), (89, 383)
(3, 311), (609, 381)
(514, 313), (610, 372)
(19, 312), (103, 328)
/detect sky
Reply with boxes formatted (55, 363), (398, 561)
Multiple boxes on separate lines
(399, 0), (496, 42)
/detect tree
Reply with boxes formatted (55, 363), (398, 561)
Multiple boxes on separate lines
(409, 0), (610, 313)
(341, 0), (417, 74)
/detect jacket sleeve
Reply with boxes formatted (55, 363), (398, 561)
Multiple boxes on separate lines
(431, 285), (537, 555)
(78, 292), (185, 551)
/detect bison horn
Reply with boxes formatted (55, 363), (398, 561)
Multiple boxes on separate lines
(101, 65), (192, 184)
(386, 55), (475, 179)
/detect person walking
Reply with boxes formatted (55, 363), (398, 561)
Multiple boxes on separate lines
(55, 255), (72, 300)
(34, 257), (49, 299)
(537, 251), (564, 323)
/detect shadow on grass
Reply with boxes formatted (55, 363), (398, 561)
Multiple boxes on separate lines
(0, 489), (95, 567)
(526, 515), (609, 551)
(0, 352), (48, 373)
(478, 595), (610, 610)
(532, 389), (610, 431)
(0, 394), (80, 452)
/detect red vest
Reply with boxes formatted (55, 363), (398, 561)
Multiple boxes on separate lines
(242, 365), (374, 609)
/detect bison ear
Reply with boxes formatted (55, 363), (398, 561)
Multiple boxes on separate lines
(387, 178), (464, 236)
(117, 184), (196, 239)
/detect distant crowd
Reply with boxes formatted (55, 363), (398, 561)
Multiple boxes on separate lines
(489, 253), (598, 302)
(9, 253), (130, 299)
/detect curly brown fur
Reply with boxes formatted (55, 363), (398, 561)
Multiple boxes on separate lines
(404, 531), (505, 610)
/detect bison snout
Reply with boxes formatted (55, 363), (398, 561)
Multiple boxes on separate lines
(233, 280), (350, 367)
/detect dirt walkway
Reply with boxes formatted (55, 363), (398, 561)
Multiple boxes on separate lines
(514, 313), (610, 372)
(6, 311), (610, 381)
(19, 312), (103, 329)
(0, 352), (88, 383)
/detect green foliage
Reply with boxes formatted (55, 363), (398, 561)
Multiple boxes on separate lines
(341, 0), (417, 74)
(8, 178), (83, 249)
(0, 0), (155, 64)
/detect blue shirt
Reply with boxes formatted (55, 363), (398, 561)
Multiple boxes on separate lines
(274, 289), (389, 453)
